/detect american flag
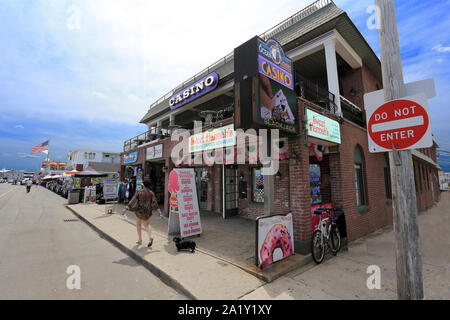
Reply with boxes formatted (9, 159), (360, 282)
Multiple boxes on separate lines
(30, 140), (49, 154)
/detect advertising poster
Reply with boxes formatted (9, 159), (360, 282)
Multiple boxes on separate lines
(167, 169), (202, 238)
(73, 177), (81, 189)
(257, 213), (294, 267)
(255, 38), (298, 134)
(103, 179), (117, 200)
(83, 186), (96, 204)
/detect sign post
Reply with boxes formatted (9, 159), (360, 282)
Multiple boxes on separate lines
(375, 0), (424, 299)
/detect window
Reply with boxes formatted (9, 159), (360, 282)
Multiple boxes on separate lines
(383, 154), (392, 200)
(354, 146), (367, 207)
(252, 168), (264, 203)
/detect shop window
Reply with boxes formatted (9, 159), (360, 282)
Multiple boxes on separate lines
(354, 146), (367, 207)
(383, 154), (392, 200)
(252, 168), (264, 203)
(310, 164), (322, 205)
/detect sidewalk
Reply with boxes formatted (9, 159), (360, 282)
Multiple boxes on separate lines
(66, 202), (309, 299)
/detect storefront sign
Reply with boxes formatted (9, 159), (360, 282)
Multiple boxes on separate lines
(167, 169), (202, 238)
(103, 179), (117, 200)
(189, 124), (236, 153)
(169, 72), (219, 110)
(306, 109), (341, 144)
(258, 39), (293, 90)
(257, 213), (294, 268)
(366, 93), (432, 153)
(146, 144), (163, 160)
(124, 151), (138, 164)
(234, 36), (298, 135)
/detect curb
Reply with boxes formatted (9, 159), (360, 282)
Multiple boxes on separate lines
(65, 205), (197, 300)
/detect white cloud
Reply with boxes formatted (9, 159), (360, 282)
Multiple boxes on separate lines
(14, 125), (24, 129)
(432, 44), (450, 53)
(17, 153), (40, 158)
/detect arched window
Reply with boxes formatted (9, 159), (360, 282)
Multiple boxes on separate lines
(354, 146), (367, 206)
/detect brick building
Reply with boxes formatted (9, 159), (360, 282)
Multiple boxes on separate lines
(120, 0), (440, 253)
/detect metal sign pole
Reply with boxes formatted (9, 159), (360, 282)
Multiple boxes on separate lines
(375, 0), (424, 300)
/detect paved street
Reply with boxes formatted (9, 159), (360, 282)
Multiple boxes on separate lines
(0, 183), (186, 299)
(241, 192), (450, 300)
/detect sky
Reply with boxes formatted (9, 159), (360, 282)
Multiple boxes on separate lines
(0, 0), (449, 172)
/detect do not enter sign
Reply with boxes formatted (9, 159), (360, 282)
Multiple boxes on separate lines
(366, 93), (432, 153)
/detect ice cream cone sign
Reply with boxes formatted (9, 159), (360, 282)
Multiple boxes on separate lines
(168, 170), (180, 209)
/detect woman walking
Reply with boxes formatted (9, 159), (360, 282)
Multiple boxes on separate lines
(122, 179), (162, 247)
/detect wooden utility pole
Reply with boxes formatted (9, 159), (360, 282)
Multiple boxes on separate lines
(375, 0), (424, 299)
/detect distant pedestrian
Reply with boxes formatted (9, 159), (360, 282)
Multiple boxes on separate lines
(122, 179), (162, 247)
(26, 179), (32, 193)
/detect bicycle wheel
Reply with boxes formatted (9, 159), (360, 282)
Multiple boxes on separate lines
(330, 225), (341, 255)
(311, 229), (325, 264)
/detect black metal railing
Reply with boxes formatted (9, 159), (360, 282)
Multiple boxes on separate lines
(340, 96), (365, 127)
(295, 73), (337, 114)
(123, 130), (170, 153)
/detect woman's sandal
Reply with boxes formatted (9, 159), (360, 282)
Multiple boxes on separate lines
(136, 240), (142, 245)
(147, 238), (153, 248)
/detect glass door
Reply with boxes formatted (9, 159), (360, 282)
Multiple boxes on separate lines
(224, 165), (238, 218)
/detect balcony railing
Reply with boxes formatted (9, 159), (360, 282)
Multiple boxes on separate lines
(123, 130), (170, 153)
(295, 73), (337, 114)
(340, 95), (365, 127)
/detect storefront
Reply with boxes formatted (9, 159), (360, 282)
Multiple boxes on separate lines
(145, 144), (165, 204)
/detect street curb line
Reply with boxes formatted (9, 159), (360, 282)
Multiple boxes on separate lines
(65, 205), (197, 300)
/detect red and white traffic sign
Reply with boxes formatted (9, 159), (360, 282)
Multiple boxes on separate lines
(366, 93), (432, 153)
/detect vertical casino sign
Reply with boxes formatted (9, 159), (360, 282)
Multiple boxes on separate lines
(234, 36), (298, 135)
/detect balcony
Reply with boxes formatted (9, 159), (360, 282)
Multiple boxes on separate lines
(295, 73), (337, 114)
(123, 130), (170, 153)
(340, 95), (365, 127)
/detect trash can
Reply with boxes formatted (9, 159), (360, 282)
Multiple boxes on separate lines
(68, 190), (80, 204)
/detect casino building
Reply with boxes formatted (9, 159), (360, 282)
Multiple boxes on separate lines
(120, 0), (440, 253)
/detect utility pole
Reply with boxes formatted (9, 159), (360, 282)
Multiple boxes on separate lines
(375, 0), (424, 299)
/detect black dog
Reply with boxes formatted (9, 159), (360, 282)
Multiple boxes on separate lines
(173, 237), (196, 253)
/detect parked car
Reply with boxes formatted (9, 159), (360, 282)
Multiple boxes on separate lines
(21, 178), (30, 185)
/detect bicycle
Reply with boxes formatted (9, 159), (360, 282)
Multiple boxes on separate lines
(311, 207), (342, 264)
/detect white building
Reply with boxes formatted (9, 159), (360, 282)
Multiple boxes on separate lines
(439, 171), (450, 191)
(67, 149), (120, 171)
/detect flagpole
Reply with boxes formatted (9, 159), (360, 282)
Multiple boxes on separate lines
(46, 140), (50, 175)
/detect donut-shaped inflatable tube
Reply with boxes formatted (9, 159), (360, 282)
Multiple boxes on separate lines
(260, 224), (293, 267)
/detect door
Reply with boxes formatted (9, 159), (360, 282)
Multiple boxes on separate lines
(195, 168), (208, 210)
(224, 165), (238, 218)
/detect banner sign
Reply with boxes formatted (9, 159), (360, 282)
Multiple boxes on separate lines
(103, 179), (117, 200)
(73, 177), (81, 189)
(169, 72), (219, 110)
(257, 213), (294, 268)
(189, 124), (236, 153)
(146, 144), (163, 160)
(306, 109), (341, 144)
(124, 151), (138, 164)
(167, 169), (202, 238)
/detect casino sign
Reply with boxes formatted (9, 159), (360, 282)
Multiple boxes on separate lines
(169, 72), (219, 110)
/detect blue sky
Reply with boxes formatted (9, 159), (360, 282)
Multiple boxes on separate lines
(0, 0), (449, 172)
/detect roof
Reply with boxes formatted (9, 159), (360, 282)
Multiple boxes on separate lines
(139, 0), (381, 125)
(87, 162), (121, 174)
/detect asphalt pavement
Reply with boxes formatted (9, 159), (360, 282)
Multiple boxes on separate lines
(0, 183), (186, 299)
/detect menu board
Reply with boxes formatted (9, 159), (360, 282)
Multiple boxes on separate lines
(84, 186), (96, 204)
(168, 168), (202, 238)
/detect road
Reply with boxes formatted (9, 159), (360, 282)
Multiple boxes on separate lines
(0, 183), (186, 299)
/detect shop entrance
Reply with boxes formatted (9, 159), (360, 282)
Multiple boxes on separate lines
(195, 167), (209, 210)
(223, 165), (238, 218)
(146, 161), (165, 204)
